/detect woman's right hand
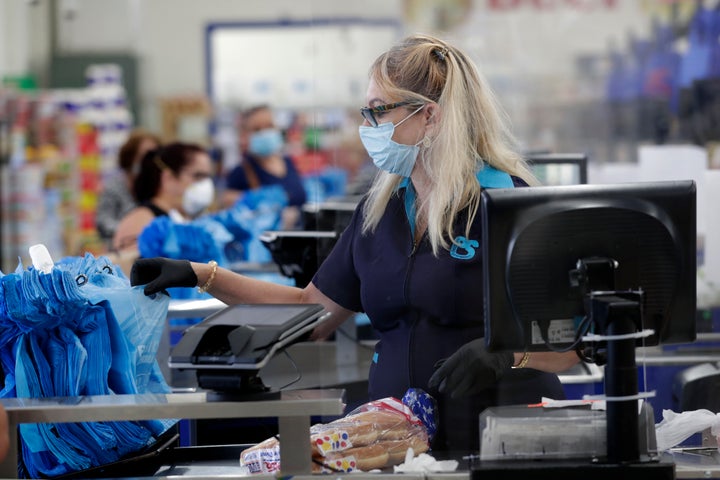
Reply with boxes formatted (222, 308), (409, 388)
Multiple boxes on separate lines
(130, 257), (198, 295)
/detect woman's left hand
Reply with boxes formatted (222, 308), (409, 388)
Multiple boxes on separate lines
(428, 338), (513, 399)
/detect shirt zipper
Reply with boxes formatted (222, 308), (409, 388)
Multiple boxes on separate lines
(405, 230), (420, 388)
(407, 310), (419, 388)
(405, 231), (418, 299)
(404, 186), (421, 388)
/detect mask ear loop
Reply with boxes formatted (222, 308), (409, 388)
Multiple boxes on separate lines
(395, 104), (426, 128)
(397, 104), (428, 150)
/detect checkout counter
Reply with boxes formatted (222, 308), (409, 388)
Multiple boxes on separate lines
(158, 301), (720, 479)
(2, 298), (720, 479)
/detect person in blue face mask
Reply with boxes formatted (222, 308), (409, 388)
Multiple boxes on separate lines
(220, 104), (306, 229)
(130, 34), (579, 453)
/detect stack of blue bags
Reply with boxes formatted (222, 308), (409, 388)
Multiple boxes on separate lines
(0, 252), (175, 478)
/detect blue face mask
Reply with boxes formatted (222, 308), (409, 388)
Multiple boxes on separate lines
(248, 128), (283, 157)
(358, 105), (424, 177)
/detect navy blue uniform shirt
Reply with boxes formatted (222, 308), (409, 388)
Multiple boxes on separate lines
(312, 166), (564, 452)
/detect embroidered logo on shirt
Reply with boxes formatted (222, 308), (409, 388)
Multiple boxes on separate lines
(450, 236), (478, 260)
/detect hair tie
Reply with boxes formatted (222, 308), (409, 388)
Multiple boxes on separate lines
(434, 47), (449, 61)
(153, 153), (169, 171)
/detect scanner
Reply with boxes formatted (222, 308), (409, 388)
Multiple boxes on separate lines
(169, 303), (328, 399)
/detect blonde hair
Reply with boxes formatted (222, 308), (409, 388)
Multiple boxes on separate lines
(362, 34), (537, 255)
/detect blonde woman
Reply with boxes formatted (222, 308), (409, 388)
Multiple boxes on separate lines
(130, 34), (578, 452)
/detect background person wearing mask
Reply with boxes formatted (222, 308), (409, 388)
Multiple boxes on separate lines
(130, 34), (578, 453)
(220, 105), (306, 229)
(95, 129), (161, 243)
(112, 142), (215, 254)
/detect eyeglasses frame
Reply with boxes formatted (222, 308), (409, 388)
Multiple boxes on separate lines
(360, 101), (413, 127)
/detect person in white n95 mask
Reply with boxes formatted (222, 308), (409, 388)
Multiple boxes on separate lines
(112, 142), (215, 253)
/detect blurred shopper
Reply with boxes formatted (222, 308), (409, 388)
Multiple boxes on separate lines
(96, 130), (161, 242)
(220, 105), (306, 229)
(112, 142), (214, 253)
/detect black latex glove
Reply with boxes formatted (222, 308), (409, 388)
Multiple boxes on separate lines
(130, 257), (198, 296)
(427, 338), (514, 399)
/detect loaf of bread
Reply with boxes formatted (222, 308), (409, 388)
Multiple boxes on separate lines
(239, 395), (433, 474)
(311, 409), (415, 456)
(313, 444), (390, 473)
(239, 437), (280, 474)
(312, 435), (430, 473)
(384, 436), (430, 464)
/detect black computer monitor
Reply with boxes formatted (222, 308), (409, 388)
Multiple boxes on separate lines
(481, 180), (696, 467)
(526, 153), (589, 185)
(483, 180), (696, 352)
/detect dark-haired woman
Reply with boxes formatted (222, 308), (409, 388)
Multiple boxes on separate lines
(112, 142), (214, 253)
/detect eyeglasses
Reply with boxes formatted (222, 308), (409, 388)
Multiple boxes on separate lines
(360, 101), (411, 127)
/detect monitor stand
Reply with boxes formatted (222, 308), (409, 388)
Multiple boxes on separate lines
(474, 289), (676, 480)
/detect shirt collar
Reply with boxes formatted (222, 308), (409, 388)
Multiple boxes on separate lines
(397, 164), (514, 239)
(396, 163), (514, 192)
(476, 164), (515, 188)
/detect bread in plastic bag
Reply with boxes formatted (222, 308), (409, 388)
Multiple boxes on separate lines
(239, 389), (437, 474)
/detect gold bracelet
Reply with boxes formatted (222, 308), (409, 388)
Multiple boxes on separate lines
(512, 351), (530, 369)
(197, 260), (218, 294)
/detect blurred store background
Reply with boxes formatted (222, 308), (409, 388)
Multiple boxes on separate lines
(1, 0), (719, 287)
